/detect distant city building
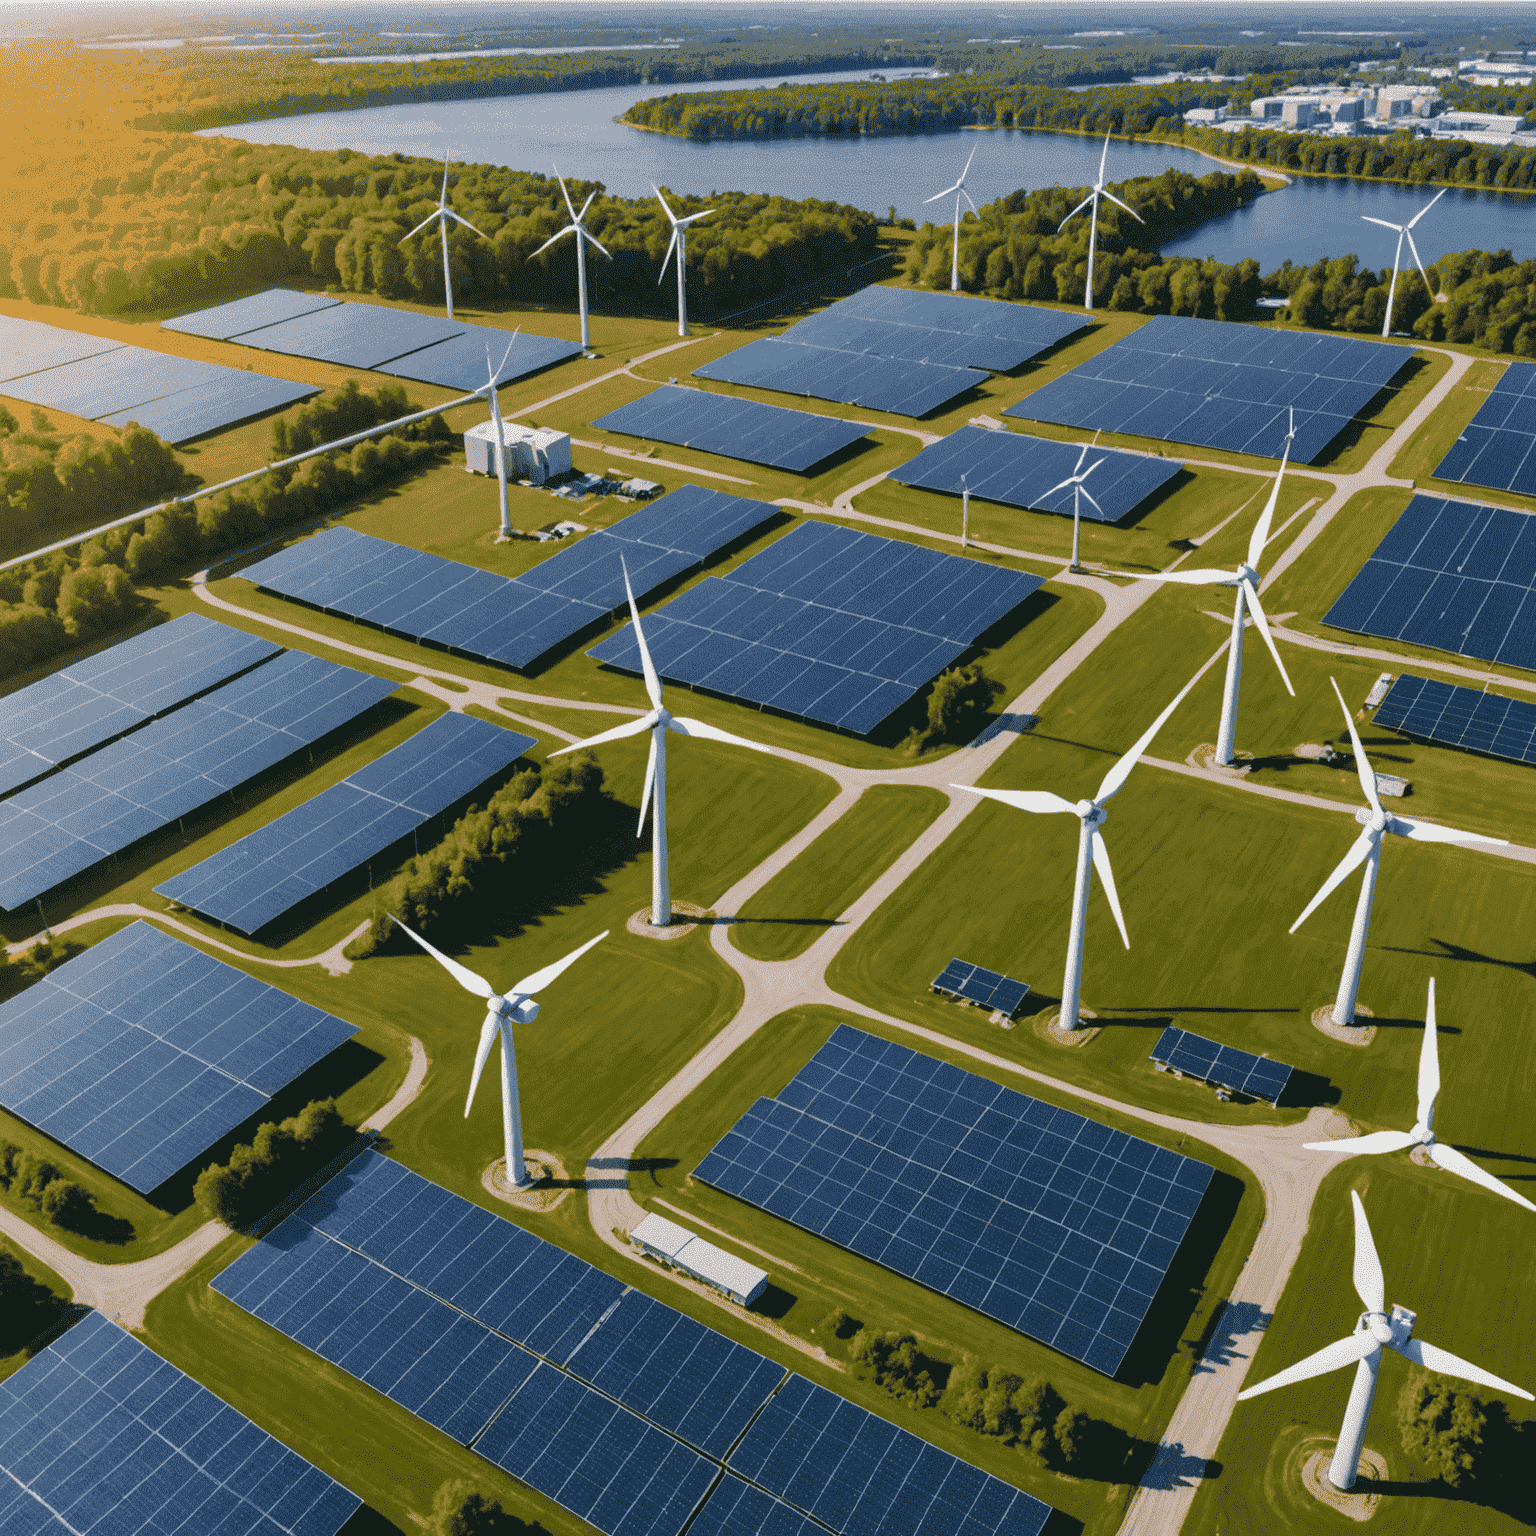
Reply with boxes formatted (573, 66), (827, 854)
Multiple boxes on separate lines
(1184, 106), (1227, 124)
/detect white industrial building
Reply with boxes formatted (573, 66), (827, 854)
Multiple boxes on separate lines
(463, 420), (573, 486)
(630, 1212), (768, 1307)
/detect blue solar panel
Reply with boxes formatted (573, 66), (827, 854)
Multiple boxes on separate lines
(1, 346), (230, 420)
(0, 919), (356, 1192)
(594, 384), (868, 472)
(232, 303), (465, 369)
(1433, 361), (1536, 498)
(379, 325), (583, 390)
(0, 652), (396, 912)
(1372, 671), (1536, 767)
(99, 373), (321, 445)
(161, 289), (342, 340)
(0, 317), (122, 382)
(0, 616), (282, 799)
(693, 1025), (1216, 1376)
(931, 958), (1030, 1017)
(1006, 314), (1412, 465)
(588, 520), (1043, 735)
(891, 425), (1182, 522)
(0, 1311), (361, 1536)
(686, 1476), (827, 1536)
(155, 713), (536, 935)
(1149, 1025), (1293, 1104)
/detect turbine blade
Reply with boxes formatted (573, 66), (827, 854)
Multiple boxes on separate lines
(553, 163), (578, 222)
(1237, 1331), (1378, 1401)
(962, 188), (979, 215)
(548, 713), (656, 755)
(1392, 815), (1506, 847)
(1418, 977), (1440, 1129)
(1428, 1143), (1536, 1214)
(1095, 665), (1205, 804)
(652, 184), (676, 223)
(510, 928), (610, 997)
(1351, 1190), (1386, 1315)
(1289, 827), (1376, 933)
(1303, 1129), (1420, 1153)
(581, 226), (613, 259)
(1080, 487), (1106, 519)
(1090, 828), (1130, 949)
(1242, 582), (1295, 696)
(1247, 429), (1295, 569)
(952, 784), (1080, 815)
(1098, 128), (1111, 182)
(1406, 186), (1448, 228)
(657, 228), (678, 285)
(679, 208), (715, 226)
(1404, 228), (1436, 298)
(577, 189), (597, 222)
(1101, 190), (1143, 221)
(637, 731), (657, 837)
(1057, 193), (1094, 230)
(669, 715), (779, 754)
(621, 556), (664, 710)
(924, 182), (963, 203)
(1330, 676), (1381, 816)
(531, 225), (577, 259)
(1040, 474), (1080, 500)
(391, 916), (496, 1000)
(448, 211), (490, 239)
(961, 142), (978, 181)
(1125, 567), (1238, 585)
(1395, 1335), (1534, 1399)
(465, 1010), (500, 1116)
(401, 212), (439, 243)
(1361, 216), (1405, 231)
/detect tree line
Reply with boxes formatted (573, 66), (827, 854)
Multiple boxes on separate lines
(195, 1099), (355, 1229)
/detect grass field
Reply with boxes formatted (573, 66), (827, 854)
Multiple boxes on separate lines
(0, 1235), (75, 1386)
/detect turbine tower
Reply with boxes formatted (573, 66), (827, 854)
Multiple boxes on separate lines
(552, 560), (783, 926)
(1236, 1190), (1531, 1491)
(400, 152), (491, 321)
(1058, 131), (1144, 312)
(1305, 978), (1536, 1212)
(1129, 410), (1297, 765)
(654, 186), (715, 337)
(393, 918), (608, 1188)
(923, 144), (979, 293)
(1043, 445), (1106, 574)
(531, 165), (611, 351)
(1363, 188), (1447, 339)
(953, 666), (1205, 1030)
(1290, 678), (1505, 1027)
(482, 333), (516, 541)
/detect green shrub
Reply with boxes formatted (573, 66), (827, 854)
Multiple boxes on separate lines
(38, 1178), (97, 1232)
(428, 1480), (522, 1536)
(848, 1329), (944, 1408)
(194, 1099), (354, 1229)
(1399, 1370), (1488, 1487)
(943, 1360), (1083, 1466)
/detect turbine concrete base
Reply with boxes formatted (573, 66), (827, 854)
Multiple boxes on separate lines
(1409, 1144), (1437, 1169)
(1312, 1004), (1376, 1046)
(1188, 743), (1253, 777)
(482, 1150), (571, 1213)
(1301, 1445), (1385, 1519)
(1036, 1007), (1100, 1047)
(626, 902), (708, 941)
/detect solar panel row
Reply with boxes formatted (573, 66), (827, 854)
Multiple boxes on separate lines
(0, 919), (356, 1194)
(589, 519), (1042, 736)
(1005, 313), (1411, 465)
(1372, 671), (1536, 767)
(1322, 493), (1536, 669)
(0, 651), (397, 911)
(0, 316), (122, 381)
(1149, 1025), (1293, 1104)
(0, 1312), (361, 1536)
(890, 424), (1183, 523)
(593, 384), (869, 472)
(694, 1025), (1215, 1376)
(0, 616), (282, 799)
(931, 959), (1030, 1018)
(1433, 361), (1536, 498)
(239, 486), (779, 671)
(155, 713), (537, 935)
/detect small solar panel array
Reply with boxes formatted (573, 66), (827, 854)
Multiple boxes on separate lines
(593, 384), (869, 471)
(1149, 1026), (1294, 1105)
(0, 1311), (361, 1536)
(589, 520), (1042, 736)
(0, 921), (355, 1192)
(890, 424), (1184, 524)
(212, 1148), (1053, 1536)
(931, 959), (1030, 1018)
(1372, 672), (1536, 767)
(0, 316), (318, 445)
(1434, 360), (1536, 498)
(156, 714), (536, 936)
(694, 1025), (1216, 1376)
(239, 485), (779, 672)
(1323, 493), (1536, 668)
(1006, 314), (1411, 465)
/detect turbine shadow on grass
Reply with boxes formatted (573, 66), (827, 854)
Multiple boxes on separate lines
(580, 1156), (679, 1191)
(1384, 936), (1536, 985)
(708, 916), (844, 929)
(1369, 1406), (1536, 1525)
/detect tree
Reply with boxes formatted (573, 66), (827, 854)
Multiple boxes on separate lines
(924, 662), (1003, 745)
(38, 1178), (97, 1232)
(1399, 1371), (1488, 1487)
(428, 1480), (523, 1536)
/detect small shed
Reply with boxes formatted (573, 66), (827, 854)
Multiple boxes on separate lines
(630, 1212), (767, 1307)
(464, 420), (573, 485)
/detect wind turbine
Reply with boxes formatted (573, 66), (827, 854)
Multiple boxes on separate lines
(653, 185), (714, 337)
(1043, 445), (1106, 574)
(1236, 1190), (1531, 1492)
(1127, 410), (1297, 765)
(392, 918), (608, 1188)
(1058, 131), (1143, 311)
(1290, 679), (1506, 1028)
(482, 333), (516, 541)
(1305, 978), (1536, 1212)
(531, 165), (610, 351)
(1362, 188), (1447, 339)
(923, 144), (978, 292)
(552, 559), (782, 927)
(400, 152), (491, 321)
(953, 666), (1205, 1030)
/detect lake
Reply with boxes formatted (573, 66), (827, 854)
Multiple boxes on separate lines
(206, 73), (1533, 268)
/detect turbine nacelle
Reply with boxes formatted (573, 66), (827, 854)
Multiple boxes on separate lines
(492, 995), (540, 1026)
(1078, 799), (1103, 824)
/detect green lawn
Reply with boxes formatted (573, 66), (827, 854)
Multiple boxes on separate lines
(0, 1235), (76, 1385)
(1312, 349), (1451, 477)
(729, 785), (948, 961)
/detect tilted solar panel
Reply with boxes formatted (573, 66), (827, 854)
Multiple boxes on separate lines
(1149, 1025), (1293, 1104)
(231, 303), (465, 369)
(155, 713), (536, 936)
(1433, 360), (1536, 499)
(0, 1312), (361, 1536)
(1373, 672), (1536, 766)
(100, 372), (321, 444)
(0, 316), (123, 382)
(693, 1025), (1216, 1375)
(685, 1476), (827, 1536)
(379, 325), (583, 391)
(0, 346), (230, 420)
(161, 288), (343, 340)
(0, 920), (356, 1192)
(932, 958), (1030, 1017)
(594, 384), (869, 472)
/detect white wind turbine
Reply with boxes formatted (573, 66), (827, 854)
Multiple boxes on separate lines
(1290, 679), (1506, 1028)
(1127, 410), (1297, 765)
(1363, 187), (1447, 339)
(1058, 131), (1143, 311)
(482, 333), (517, 541)
(1043, 445), (1106, 574)
(654, 186), (715, 337)
(392, 918), (608, 1188)
(401, 153), (491, 322)
(953, 666), (1205, 1030)
(1305, 978), (1536, 1212)
(531, 165), (611, 351)
(552, 560), (782, 927)
(1236, 1190), (1531, 1492)
(924, 144), (979, 292)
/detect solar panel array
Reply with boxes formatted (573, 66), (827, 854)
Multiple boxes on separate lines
(0, 1311), (361, 1536)
(890, 425), (1183, 523)
(0, 615), (281, 799)
(931, 959), (1030, 1018)
(1372, 672), (1536, 766)
(239, 485), (779, 671)
(0, 316), (319, 445)
(212, 1148), (1052, 1536)
(593, 384), (869, 471)
(1322, 493), (1536, 668)
(588, 520), (1042, 735)
(1004, 314), (1411, 465)
(0, 650), (396, 911)
(0, 920), (356, 1192)
(156, 714), (536, 936)
(694, 1025), (1216, 1376)
(1149, 1026), (1293, 1105)
(1433, 360), (1536, 498)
